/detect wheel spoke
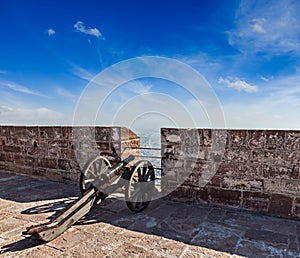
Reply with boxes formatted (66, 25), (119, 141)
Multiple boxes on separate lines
(80, 156), (111, 196)
(98, 160), (103, 174)
(84, 178), (95, 183)
(125, 160), (155, 213)
(142, 166), (147, 180)
(92, 162), (97, 174)
(137, 168), (143, 182)
(87, 168), (96, 178)
(144, 168), (152, 181)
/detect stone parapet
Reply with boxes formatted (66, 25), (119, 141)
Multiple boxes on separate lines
(0, 126), (140, 184)
(161, 128), (300, 219)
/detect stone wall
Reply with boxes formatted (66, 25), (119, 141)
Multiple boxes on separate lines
(161, 128), (300, 219)
(0, 126), (140, 184)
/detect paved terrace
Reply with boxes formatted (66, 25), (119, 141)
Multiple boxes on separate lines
(0, 171), (299, 258)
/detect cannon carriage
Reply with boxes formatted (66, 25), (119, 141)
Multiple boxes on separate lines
(23, 147), (161, 242)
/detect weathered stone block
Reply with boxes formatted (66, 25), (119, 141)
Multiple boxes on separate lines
(13, 126), (27, 137)
(60, 148), (76, 159)
(26, 146), (48, 157)
(26, 126), (39, 138)
(58, 159), (72, 171)
(96, 141), (111, 151)
(285, 131), (300, 150)
(222, 148), (251, 163)
(161, 157), (184, 169)
(182, 172), (201, 187)
(61, 170), (79, 182)
(121, 127), (139, 140)
(262, 165), (294, 179)
(25, 156), (35, 167)
(39, 127), (55, 139)
(95, 127), (111, 141)
(45, 169), (63, 182)
(166, 185), (190, 201)
(14, 154), (25, 166)
(269, 194), (292, 217)
(181, 129), (202, 146)
(262, 150), (292, 167)
(221, 176), (264, 191)
(182, 146), (205, 159)
(242, 191), (269, 212)
(0, 152), (14, 162)
(263, 179), (300, 195)
(247, 130), (266, 149)
(208, 175), (224, 188)
(184, 159), (207, 172)
(61, 126), (72, 140)
(48, 146), (61, 158)
(17, 166), (35, 175)
(292, 198), (300, 218)
(3, 145), (22, 153)
(202, 129), (212, 147)
(48, 139), (69, 148)
(208, 187), (242, 207)
(38, 158), (58, 169)
(265, 130), (285, 149)
(228, 130), (247, 148)
(161, 128), (180, 143)
(111, 127), (120, 141)
(53, 127), (63, 139)
(191, 187), (209, 203)
(211, 129), (227, 149)
(219, 162), (262, 179)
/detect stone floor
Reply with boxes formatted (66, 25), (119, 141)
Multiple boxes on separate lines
(0, 171), (299, 258)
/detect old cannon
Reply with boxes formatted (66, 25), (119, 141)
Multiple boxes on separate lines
(23, 154), (156, 242)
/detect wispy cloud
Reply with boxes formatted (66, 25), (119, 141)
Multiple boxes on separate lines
(47, 28), (56, 36)
(74, 21), (102, 38)
(228, 0), (300, 54)
(55, 87), (77, 100)
(221, 72), (300, 128)
(0, 105), (66, 125)
(127, 81), (153, 95)
(0, 80), (43, 96)
(70, 64), (95, 81)
(218, 77), (259, 93)
(0, 70), (8, 74)
(251, 18), (266, 33)
(260, 76), (270, 82)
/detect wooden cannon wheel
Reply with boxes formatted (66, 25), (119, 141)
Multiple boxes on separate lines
(79, 155), (111, 195)
(125, 160), (155, 213)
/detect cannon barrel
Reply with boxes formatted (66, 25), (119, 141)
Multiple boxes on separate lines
(94, 155), (134, 189)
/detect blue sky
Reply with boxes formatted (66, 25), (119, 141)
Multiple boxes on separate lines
(1, 0), (300, 130)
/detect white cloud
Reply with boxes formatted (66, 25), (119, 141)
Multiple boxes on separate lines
(260, 76), (269, 82)
(218, 77), (259, 93)
(0, 106), (66, 125)
(229, 0), (300, 54)
(126, 81), (153, 95)
(0, 80), (43, 96)
(74, 21), (102, 38)
(0, 70), (7, 74)
(56, 87), (77, 100)
(251, 18), (266, 33)
(221, 73), (300, 129)
(71, 63), (95, 81)
(47, 28), (56, 36)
